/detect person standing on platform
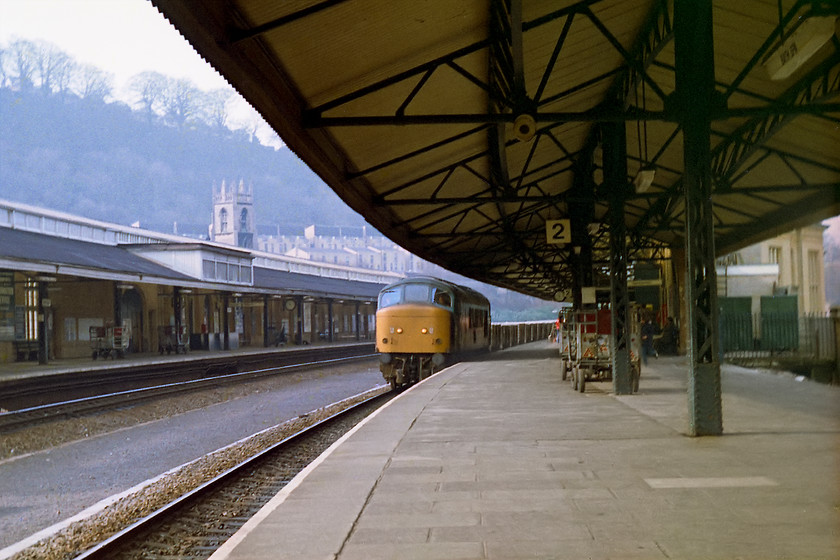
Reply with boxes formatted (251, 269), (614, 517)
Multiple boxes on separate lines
(640, 316), (657, 366)
(656, 317), (678, 355)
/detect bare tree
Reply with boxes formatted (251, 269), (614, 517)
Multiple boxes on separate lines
(5, 38), (37, 91)
(31, 40), (73, 95)
(201, 87), (234, 131)
(263, 127), (284, 150)
(162, 77), (199, 128)
(75, 64), (113, 101)
(245, 118), (259, 143)
(0, 45), (12, 88)
(0, 45), (9, 88)
(128, 71), (167, 121)
(52, 55), (75, 96)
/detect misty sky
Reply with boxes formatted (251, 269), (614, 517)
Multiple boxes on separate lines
(0, 0), (227, 91)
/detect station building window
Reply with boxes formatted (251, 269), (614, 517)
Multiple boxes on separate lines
(24, 279), (38, 340)
(201, 258), (253, 285)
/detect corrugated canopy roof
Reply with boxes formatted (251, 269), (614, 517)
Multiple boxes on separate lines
(151, 0), (840, 300)
(0, 227), (194, 282)
(253, 267), (385, 299)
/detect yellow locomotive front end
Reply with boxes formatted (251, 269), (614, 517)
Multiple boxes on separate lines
(377, 303), (452, 353)
(375, 279), (454, 389)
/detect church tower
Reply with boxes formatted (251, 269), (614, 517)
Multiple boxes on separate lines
(209, 179), (255, 248)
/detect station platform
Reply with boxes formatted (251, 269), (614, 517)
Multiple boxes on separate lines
(0, 341), (374, 384)
(209, 340), (839, 560)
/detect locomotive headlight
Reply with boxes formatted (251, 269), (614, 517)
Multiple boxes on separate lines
(396, 327), (403, 334)
(420, 327), (428, 334)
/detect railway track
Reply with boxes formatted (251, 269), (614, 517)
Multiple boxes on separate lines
(10, 388), (393, 560)
(76, 389), (392, 560)
(0, 343), (376, 411)
(0, 347), (377, 432)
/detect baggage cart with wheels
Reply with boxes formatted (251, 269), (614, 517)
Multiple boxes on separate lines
(569, 310), (612, 393)
(556, 310), (575, 381)
(564, 308), (641, 393)
(158, 325), (189, 354)
(90, 324), (129, 359)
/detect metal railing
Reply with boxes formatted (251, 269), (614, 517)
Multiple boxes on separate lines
(720, 313), (836, 362)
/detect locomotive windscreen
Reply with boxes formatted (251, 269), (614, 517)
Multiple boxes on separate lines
(378, 288), (401, 308)
(377, 281), (454, 309)
(404, 283), (430, 302)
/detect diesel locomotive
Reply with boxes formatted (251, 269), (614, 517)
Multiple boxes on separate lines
(375, 276), (491, 389)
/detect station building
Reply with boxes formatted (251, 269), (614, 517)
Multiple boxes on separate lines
(716, 224), (828, 315)
(0, 200), (400, 364)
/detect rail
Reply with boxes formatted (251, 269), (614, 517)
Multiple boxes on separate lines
(0, 351), (377, 432)
(70, 389), (393, 560)
(0, 343), (375, 410)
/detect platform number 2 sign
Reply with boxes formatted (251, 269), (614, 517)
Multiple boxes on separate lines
(545, 219), (571, 244)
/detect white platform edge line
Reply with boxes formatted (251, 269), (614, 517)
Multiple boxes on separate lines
(645, 476), (779, 489)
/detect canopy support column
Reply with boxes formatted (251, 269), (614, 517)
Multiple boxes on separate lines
(675, 0), (722, 435)
(221, 292), (229, 350)
(328, 299), (335, 342)
(263, 295), (270, 347)
(604, 120), (632, 394)
(355, 301), (362, 341)
(38, 280), (49, 365)
(570, 150), (596, 308)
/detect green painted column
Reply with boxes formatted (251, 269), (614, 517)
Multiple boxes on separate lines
(603, 120), (633, 395)
(675, 0), (723, 435)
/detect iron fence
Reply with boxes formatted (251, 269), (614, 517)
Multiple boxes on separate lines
(720, 313), (836, 362)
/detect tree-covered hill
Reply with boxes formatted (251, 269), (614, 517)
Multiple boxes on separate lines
(0, 82), (363, 233)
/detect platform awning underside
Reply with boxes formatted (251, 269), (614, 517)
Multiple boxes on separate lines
(151, 0), (840, 301)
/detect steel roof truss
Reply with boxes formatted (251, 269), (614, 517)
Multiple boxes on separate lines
(355, 124), (488, 183)
(228, 0), (351, 43)
(714, 52), (840, 187)
(582, 6), (668, 104)
(535, 12), (575, 104)
(716, 188), (840, 252)
(720, 0), (840, 102)
(304, 37), (494, 121)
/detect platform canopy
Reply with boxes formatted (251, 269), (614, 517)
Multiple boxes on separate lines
(151, 0), (840, 300)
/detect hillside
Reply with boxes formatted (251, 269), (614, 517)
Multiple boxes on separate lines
(0, 87), (364, 233)
(1, 82), (834, 315)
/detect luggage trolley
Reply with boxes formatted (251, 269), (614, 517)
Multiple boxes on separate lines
(568, 309), (613, 393)
(158, 325), (189, 354)
(90, 324), (130, 359)
(562, 307), (641, 393)
(556, 309), (576, 381)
